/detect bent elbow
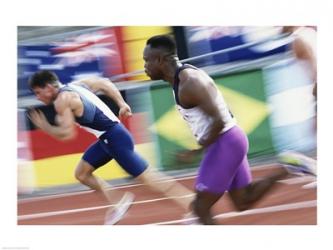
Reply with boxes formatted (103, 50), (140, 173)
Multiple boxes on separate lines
(214, 119), (225, 132)
(58, 127), (77, 141)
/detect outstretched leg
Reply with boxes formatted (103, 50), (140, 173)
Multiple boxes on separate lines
(75, 160), (135, 225)
(229, 167), (289, 211)
(191, 191), (223, 225)
(74, 159), (125, 202)
(107, 123), (195, 213)
(135, 167), (194, 213)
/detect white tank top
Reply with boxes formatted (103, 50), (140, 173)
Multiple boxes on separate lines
(173, 64), (236, 142)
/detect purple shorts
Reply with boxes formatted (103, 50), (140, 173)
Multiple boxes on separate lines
(195, 126), (252, 194)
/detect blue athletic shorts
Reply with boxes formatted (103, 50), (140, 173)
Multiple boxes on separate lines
(82, 123), (148, 177)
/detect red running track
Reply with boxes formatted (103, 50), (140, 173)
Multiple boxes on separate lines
(18, 164), (317, 225)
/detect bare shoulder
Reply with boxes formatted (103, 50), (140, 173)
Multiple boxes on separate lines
(178, 69), (210, 107)
(292, 37), (314, 60)
(293, 36), (307, 48)
(179, 68), (211, 93)
(178, 67), (202, 83)
(54, 91), (77, 113)
(55, 91), (72, 103)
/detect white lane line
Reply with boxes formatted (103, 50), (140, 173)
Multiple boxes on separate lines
(147, 200), (317, 225)
(18, 176), (196, 203)
(19, 172), (315, 204)
(302, 181), (317, 189)
(19, 164), (277, 203)
(18, 190), (95, 203)
(18, 194), (195, 221)
(279, 175), (316, 185)
(20, 164), (280, 203)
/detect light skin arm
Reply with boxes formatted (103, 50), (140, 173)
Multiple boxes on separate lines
(178, 71), (225, 148)
(293, 37), (317, 97)
(293, 37), (316, 80)
(74, 77), (132, 119)
(28, 92), (77, 141)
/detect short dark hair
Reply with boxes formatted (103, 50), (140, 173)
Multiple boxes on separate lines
(146, 35), (177, 55)
(28, 70), (59, 89)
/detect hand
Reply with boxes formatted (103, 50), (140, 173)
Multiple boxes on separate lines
(27, 109), (50, 130)
(119, 103), (132, 120)
(198, 137), (209, 147)
(198, 135), (216, 148)
(175, 148), (203, 164)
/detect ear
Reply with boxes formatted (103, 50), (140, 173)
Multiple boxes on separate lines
(158, 54), (165, 65)
(46, 83), (54, 90)
(157, 54), (162, 64)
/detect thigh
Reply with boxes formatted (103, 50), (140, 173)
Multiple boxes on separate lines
(228, 156), (252, 190)
(195, 126), (248, 194)
(82, 140), (113, 169)
(75, 158), (96, 177)
(114, 149), (148, 177)
(102, 123), (148, 177)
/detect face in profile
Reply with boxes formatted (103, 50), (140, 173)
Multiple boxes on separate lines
(32, 84), (56, 105)
(143, 45), (164, 81)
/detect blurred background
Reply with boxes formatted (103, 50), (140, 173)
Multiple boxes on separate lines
(17, 26), (317, 195)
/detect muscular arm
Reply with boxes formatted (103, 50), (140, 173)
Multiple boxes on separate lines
(178, 71), (224, 147)
(29, 92), (77, 141)
(73, 77), (132, 118)
(293, 37), (317, 84)
(293, 37), (317, 98)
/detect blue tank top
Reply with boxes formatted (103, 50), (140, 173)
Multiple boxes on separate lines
(59, 84), (119, 137)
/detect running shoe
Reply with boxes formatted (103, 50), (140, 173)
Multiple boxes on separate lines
(302, 181), (317, 189)
(104, 192), (135, 225)
(278, 151), (317, 176)
(181, 212), (201, 225)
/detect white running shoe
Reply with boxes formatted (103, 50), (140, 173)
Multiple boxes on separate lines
(302, 181), (317, 189)
(181, 212), (201, 225)
(278, 151), (317, 176)
(104, 192), (135, 225)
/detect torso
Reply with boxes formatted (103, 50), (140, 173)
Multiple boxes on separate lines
(173, 64), (236, 142)
(59, 83), (119, 137)
(60, 91), (84, 117)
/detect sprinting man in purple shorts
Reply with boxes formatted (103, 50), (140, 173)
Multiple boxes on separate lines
(143, 35), (290, 224)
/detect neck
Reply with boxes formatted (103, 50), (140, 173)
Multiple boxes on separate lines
(162, 59), (183, 85)
(51, 88), (60, 103)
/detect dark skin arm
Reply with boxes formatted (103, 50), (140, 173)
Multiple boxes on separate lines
(175, 148), (204, 164)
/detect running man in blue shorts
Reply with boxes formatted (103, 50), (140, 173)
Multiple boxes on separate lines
(28, 70), (193, 224)
(143, 35), (290, 224)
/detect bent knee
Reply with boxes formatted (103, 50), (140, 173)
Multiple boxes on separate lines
(75, 160), (95, 182)
(74, 172), (89, 183)
(134, 167), (154, 183)
(192, 198), (208, 213)
(74, 168), (93, 183)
